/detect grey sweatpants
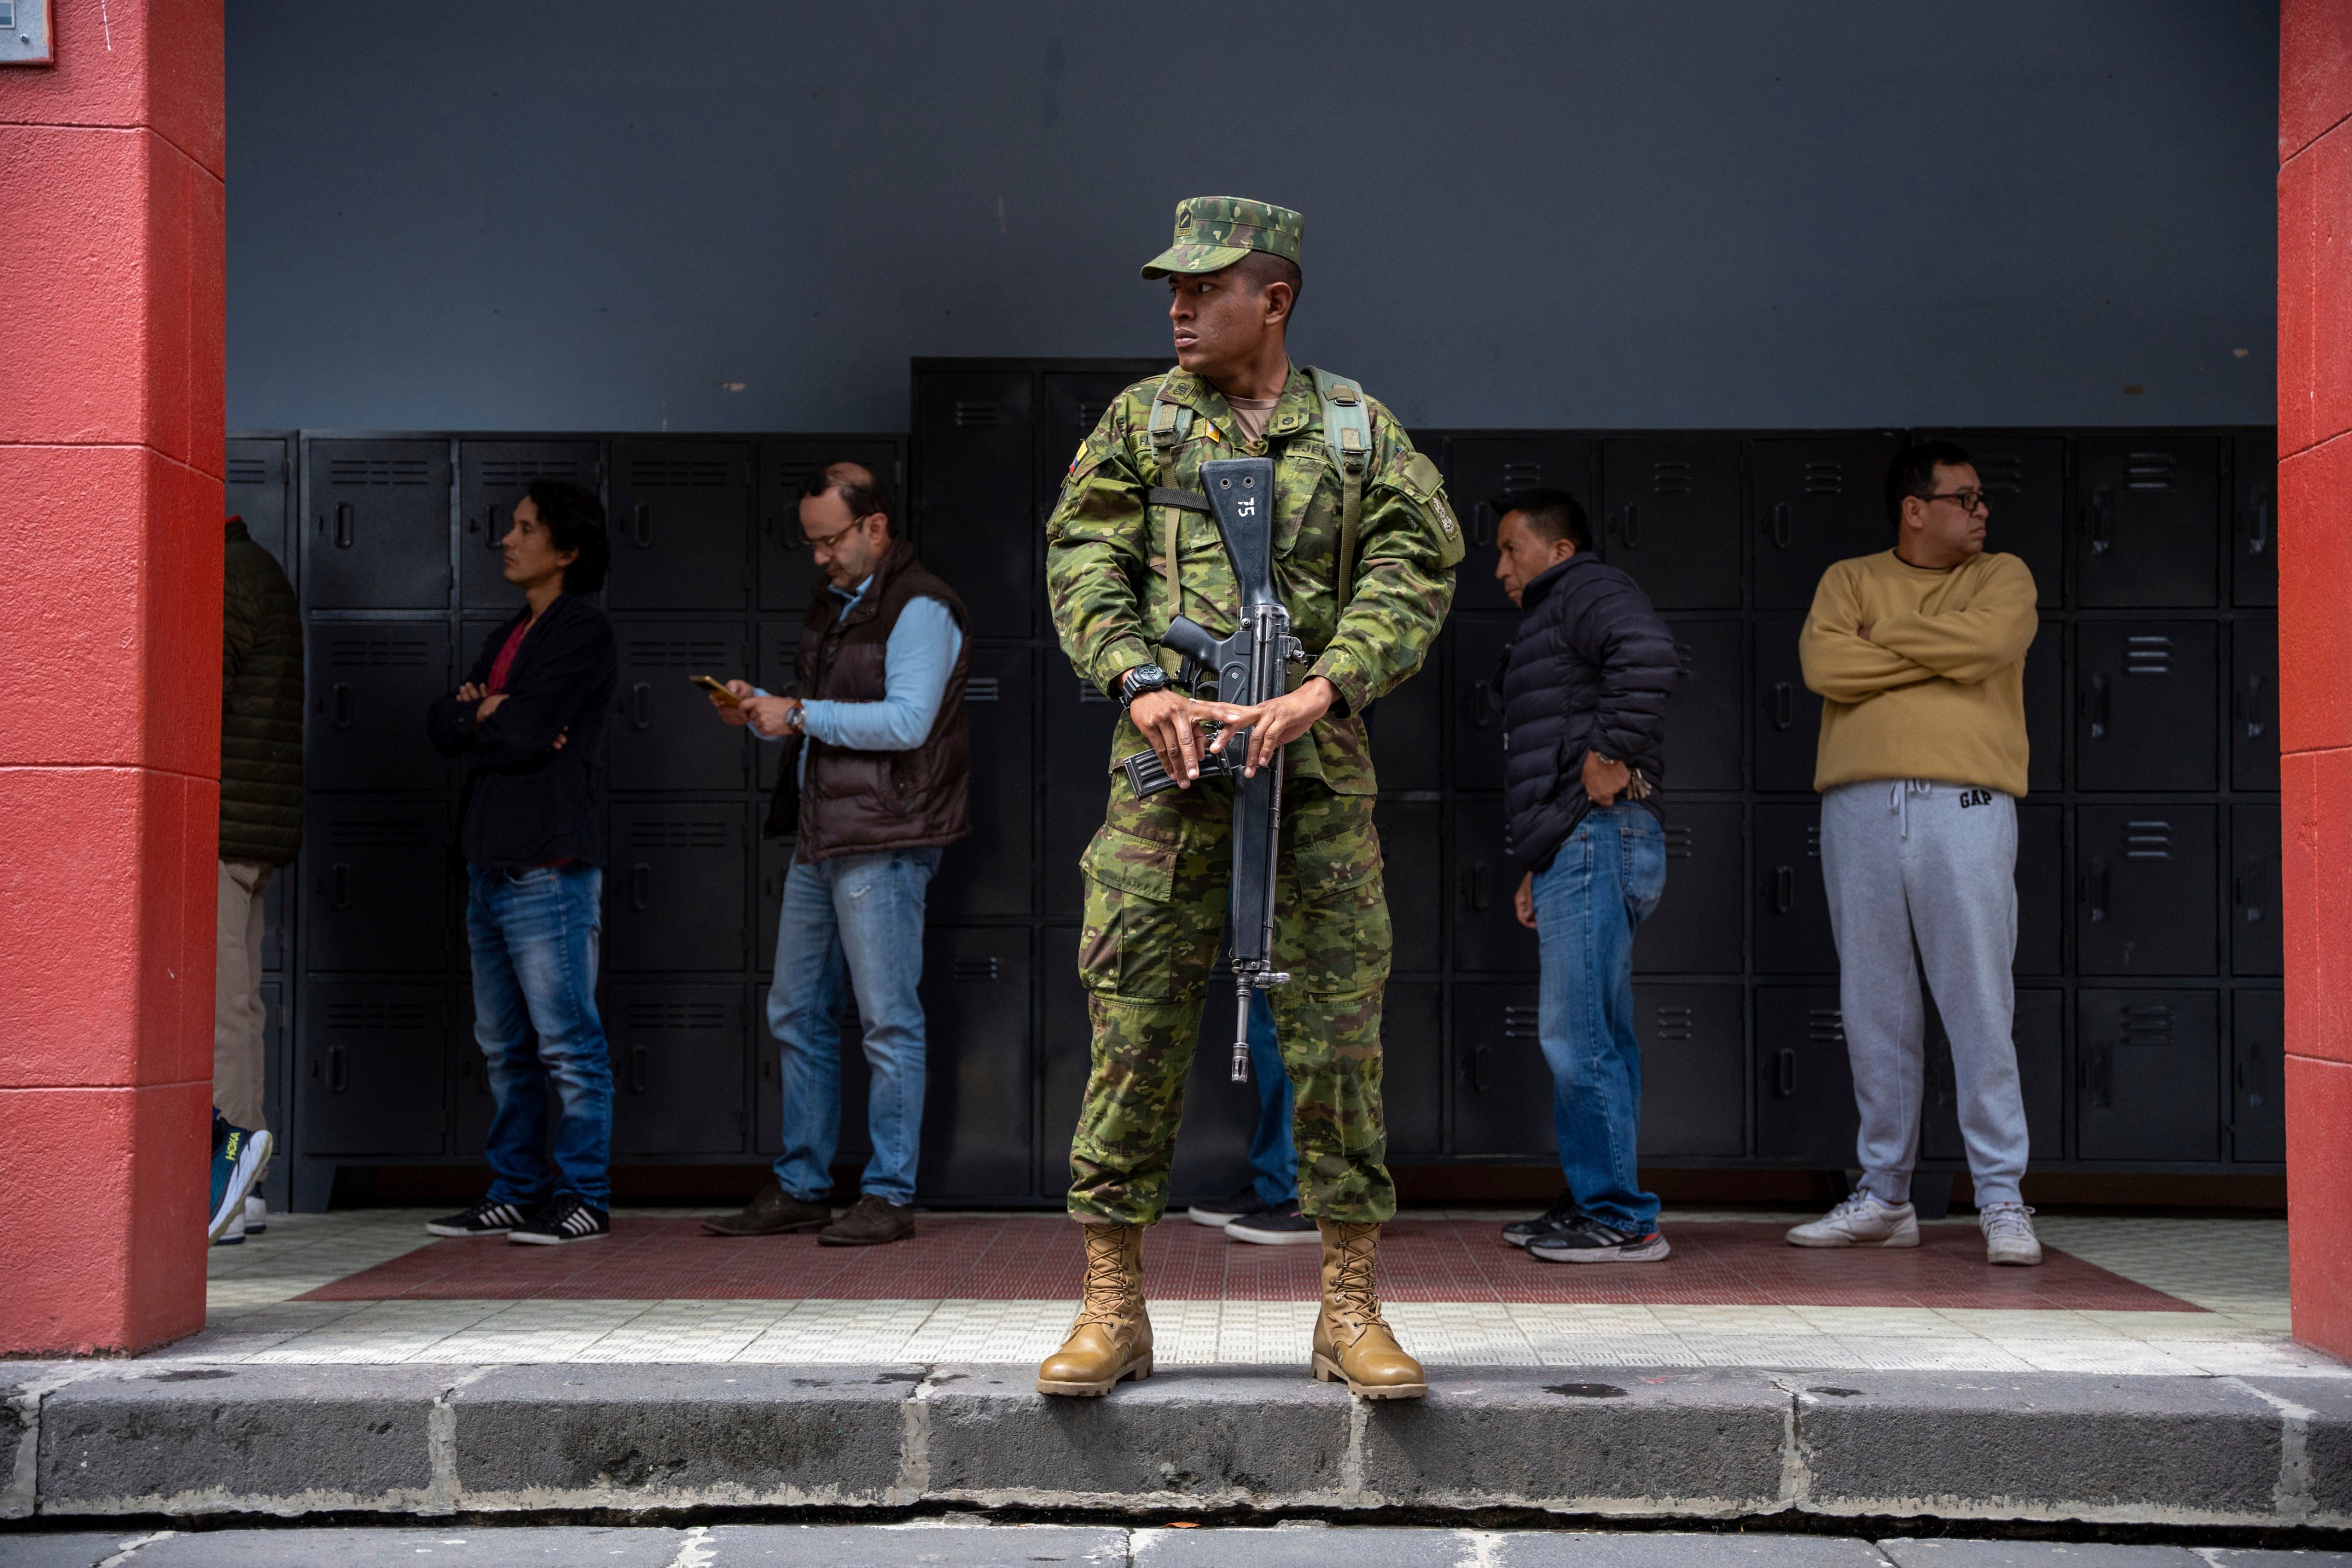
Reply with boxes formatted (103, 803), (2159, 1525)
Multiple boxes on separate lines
(1819, 779), (2027, 1207)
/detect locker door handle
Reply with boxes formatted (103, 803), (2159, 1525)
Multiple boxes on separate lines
(631, 862), (652, 910)
(1773, 864), (1795, 914)
(329, 1045), (349, 1094)
(2083, 1042), (2115, 1109)
(333, 682), (354, 729)
(632, 503), (653, 548)
(480, 505), (504, 549)
(1472, 1044), (1492, 1094)
(2084, 675), (2110, 739)
(1775, 1048), (1796, 1097)
(2245, 489), (2272, 555)
(1473, 501), (1495, 549)
(1770, 502), (1792, 550)
(331, 863), (352, 912)
(1771, 681), (1793, 731)
(1466, 682), (1500, 731)
(630, 1045), (650, 1094)
(2235, 679), (2268, 737)
(1618, 502), (1642, 549)
(2088, 487), (2113, 555)
(1464, 862), (1491, 912)
(631, 682), (653, 730)
(2081, 860), (2108, 923)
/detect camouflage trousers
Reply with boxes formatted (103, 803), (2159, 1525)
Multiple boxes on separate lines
(1069, 773), (1395, 1226)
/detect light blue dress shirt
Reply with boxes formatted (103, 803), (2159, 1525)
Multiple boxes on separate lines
(756, 576), (964, 786)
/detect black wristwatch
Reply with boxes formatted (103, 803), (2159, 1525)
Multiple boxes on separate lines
(1118, 664), (1173, 711)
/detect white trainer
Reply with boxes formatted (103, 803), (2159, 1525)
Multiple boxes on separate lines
(245, 1195), (268, 1234)
(1979, 1202), (2043, 1266)
(1785, 1191), (1920, 1249)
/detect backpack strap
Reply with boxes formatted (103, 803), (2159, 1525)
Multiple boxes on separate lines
(1309, 367), (1371, 608)
(1146, 376), (1198, 643)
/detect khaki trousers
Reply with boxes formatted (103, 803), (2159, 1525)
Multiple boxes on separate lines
(214, 859), (273, 1131)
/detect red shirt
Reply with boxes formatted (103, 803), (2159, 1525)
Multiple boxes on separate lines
(487, 618), (531, 693)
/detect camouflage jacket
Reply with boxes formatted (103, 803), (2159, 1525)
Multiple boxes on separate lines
(1045, 363), (1462, 795)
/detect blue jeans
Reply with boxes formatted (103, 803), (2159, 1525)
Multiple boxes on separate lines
(768, 847), (940, 1206)
(1531, 805), (1667, 1234)
(466, 864), (612, 1210)
(1243, 988), (1296, 1208)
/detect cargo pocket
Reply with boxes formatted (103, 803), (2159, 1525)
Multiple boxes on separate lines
(1078, 823), (1180, 999)
(1281, 813), (1391, 1000)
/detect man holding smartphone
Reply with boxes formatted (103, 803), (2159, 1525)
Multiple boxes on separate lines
(701, 462), (970, 1248)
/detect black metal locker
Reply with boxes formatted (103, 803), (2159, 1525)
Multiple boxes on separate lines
(301, 798), (449, 974)
(304, 622), (454, 791)
(1042, 651), (1119, 925)
(755, 833), (793, 976)
(606, 802), (747, 974)
(912, 369), (1036, 639)
(1754, 802), (1835, 975)
(304, 439), (453, 610)
(606, 439), (754, 611)
(917, 927), (1035, 1199)
(1635, 984), (1745, 1158)
(756, 994), (873, 1165)
(1451, 983), (1554, 1157)
(2233, 620), (2279, 791)
(1450, 616), (1513, 793)
(1598, 438), (1742, 609)
(1633, 800), (1744, 975)
(227, 437), (292, 569)
(759, 437), (899, 614)
(1752, 618), (1822, 793)
(1749, 435), (1902, 611)
(2026, 619), (2064, 794)
(929, 646), (1036, 920)
(258, 981), (289, 1196)
(262, 870), (287, 973)
(2231, 989), (2285, 1163)
(1040, 928), (1087, 1192)
(1376, 800), (1442, 975)
(2016, 804), (2065, 976)
(1165, 974), (1270, 1203)
(2075, 434), (2220, 608)
(1755, 987), (1860, 1164)
(1037, 369), (1160, 503)
(2076, 989), (2220, 1162)
(458, 441), (601, 609)
(2231, 428), (2278, 608)
(1661, 618), (1743, 790)
(2231, 802), (2283, 978)
(1440, 438), (1596, 614)
(2076, 805), (2216, 977)
(1922, 988), (2064, 1164)
(1918, 434), (2065, 609)
(2075, 622), (2219, 791)
(755, 621), (798, 794)
(1384, 981), (1445, 1157)
(298, 981), (446, 1154)
(607, 621), (752, 793)
(606, 983), (748, 1156)
(1451, 798), (1536, 974)
(1367, 661), (1442, 794)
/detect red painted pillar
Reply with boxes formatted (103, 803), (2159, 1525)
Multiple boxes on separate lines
(2280, 0), (2352, 1361)
(0, 1), (225, 1354)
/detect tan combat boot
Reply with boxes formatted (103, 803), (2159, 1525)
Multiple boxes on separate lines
(1036, 1222), (1153, 1396)
(1311, 1219), (1427, 1399)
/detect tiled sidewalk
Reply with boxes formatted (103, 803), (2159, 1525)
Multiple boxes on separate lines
(174, 1206), (2339, 1377)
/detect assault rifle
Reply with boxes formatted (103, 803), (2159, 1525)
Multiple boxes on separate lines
(1115, 457), (1306, 1082)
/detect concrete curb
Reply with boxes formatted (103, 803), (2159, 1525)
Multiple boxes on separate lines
(2, 1361), (2342, 1531)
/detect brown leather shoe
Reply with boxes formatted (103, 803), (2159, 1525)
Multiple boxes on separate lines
(700, 1181), (832, 1238)
(817, 1192), (916, 1247)
(1036, 1223), (1153, 1396)
(1311, 1218), (1427, 1400)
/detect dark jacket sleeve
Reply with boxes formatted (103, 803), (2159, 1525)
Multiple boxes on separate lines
(1575, 577), (1679, 766)
(463, 612), (616, 770)
(427, 619), (515, 758)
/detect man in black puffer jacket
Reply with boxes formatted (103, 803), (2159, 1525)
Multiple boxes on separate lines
(1486, 489), (1679, 1266)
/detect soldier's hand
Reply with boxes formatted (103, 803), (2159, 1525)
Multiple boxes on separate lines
(1515, 871), (1537, 930)
(1130, 687), (1211, 787)
(1203, 677), (1337, 777)
(1583, 750), (1630, 808)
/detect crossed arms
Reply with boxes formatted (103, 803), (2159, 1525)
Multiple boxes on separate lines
(1798, 556), (2036, 702)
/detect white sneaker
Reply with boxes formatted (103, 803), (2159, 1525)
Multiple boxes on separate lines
(214, 1204), (246, 1246)
(1785, 1191), (1920, 1249)
(1979, 1202), (2043, 1266)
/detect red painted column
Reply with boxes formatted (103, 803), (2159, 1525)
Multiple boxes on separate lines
(0, 1), (225, 1354)
(2279, 0), (2352, 1361)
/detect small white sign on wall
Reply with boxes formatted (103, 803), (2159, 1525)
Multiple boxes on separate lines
(0, 0), (56, 66)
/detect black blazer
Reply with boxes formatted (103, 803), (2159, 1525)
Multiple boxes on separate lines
(426, 594), (617, 870)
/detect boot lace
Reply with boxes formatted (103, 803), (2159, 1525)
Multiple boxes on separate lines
(1980, 1202), (2037, 1242)
(1325, 1222), (1391, 1335)
(1073, 1225), (1134, 1328)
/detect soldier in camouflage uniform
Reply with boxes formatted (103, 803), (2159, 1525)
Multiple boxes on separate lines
(1036, 198), (1462, 1401)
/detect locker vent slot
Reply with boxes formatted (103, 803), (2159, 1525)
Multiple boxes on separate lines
(628, 820), (732, 849)
(628, 639), (733, 667)
(629, 458), (732, 489)
(1662, 824), (1694, 860)
(1652, 1005), (1694, 1041)
(479, 457), (584, 485)
(1805, 825), (1822, 858)
(953, 401), (1002, 428)
(1077, 681), (1114, 705)
(1801, 462), (1844, 496)
(327, 457), (430, 486)
(1806, 1007), (1846, 1044)
(2120, 1003), (2175, 1045)
(2124, 821), (2174, 861)
(1073, 403), (1109, 431)
(1500, 461), (1543, 487)
(1650, 461), (1693, 495)
(952, 957), (1001, 983)
(323, 1001), (430, 1030)
(326, 821), (434, 848)
(2125, 636), (2173, 676)
(1972, 453), (2027, 495)
(624, 1000), (728, 1029)
(228, 457), (269, 486)
(1673, 641), (1695, 679)
(1501, 1004), (1540, 1040)
(329, 636), (431, 669)
(966, 677), (1001, 703)
(2124, 452), (2179, 491)
(773, 460), (821, 496)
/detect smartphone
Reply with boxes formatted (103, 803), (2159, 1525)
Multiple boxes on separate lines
(691, 674), (743, 706)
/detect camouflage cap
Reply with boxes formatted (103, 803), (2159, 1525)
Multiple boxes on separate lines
(1140, 196), (1304, 280)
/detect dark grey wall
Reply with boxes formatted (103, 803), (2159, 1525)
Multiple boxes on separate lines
(225, 1), (2277, 435)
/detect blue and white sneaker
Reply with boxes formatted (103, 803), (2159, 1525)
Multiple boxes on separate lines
(207, 1114), (273, 1244)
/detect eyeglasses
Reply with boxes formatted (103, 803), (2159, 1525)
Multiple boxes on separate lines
(795, 514), (876, 551)
(1922, 489), (1989, 514)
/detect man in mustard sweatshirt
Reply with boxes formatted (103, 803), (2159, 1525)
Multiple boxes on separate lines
(1791, 441), (2043, 1267)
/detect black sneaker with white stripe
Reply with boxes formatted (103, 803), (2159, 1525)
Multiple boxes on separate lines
(426, 1197), (536, 1238)
(509, 1194), (610, 1246)
(1502, 1189), (1582, 1249)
